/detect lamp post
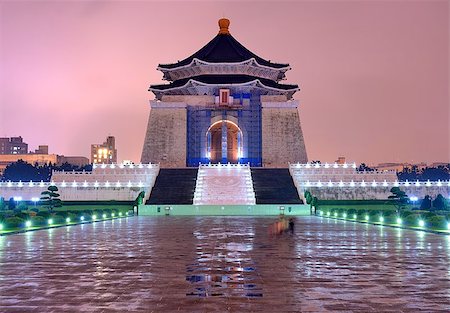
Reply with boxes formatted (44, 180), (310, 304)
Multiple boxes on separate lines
(13, 196), (22, 209)
(31, 197), (39, 208)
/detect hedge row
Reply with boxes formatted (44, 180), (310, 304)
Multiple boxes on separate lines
(319, 207), (449, 230)
(0, 208), (132, 230)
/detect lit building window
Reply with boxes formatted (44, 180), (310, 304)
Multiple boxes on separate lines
(220, 89), (229, 104)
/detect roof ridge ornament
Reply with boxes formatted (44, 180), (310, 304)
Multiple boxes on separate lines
(218, 18), (230, 35)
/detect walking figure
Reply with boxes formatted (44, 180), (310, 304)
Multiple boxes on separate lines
(288, 218), (295, 235)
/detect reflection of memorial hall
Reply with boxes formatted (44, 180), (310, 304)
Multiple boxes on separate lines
(141, 18), (308, 168)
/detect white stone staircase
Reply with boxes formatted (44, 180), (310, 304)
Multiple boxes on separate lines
(193, 163), (256, 205)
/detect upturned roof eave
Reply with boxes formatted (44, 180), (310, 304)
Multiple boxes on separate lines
(157, 57), (291, 73)
(149, 78), (299, 93)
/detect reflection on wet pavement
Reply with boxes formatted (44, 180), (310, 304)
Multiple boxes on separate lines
(186, 225), (262, 298)
(0, 216), (449, 312)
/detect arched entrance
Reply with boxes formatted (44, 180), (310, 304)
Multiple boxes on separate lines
(207, 120), (242, 163)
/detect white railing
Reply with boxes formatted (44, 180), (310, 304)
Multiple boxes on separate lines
(289, 162), (396, 174)
(90, 163), (159, 170)
(0, 180), (155, 188)
(291, 179), (450, 188)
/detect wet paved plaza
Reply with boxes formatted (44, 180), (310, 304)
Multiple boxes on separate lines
(0, 216), (449, 312)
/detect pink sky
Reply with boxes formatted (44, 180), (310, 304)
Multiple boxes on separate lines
(0, 0), (448, 165)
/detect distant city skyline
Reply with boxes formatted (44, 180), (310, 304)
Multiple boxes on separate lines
(0, 1), (448, 164)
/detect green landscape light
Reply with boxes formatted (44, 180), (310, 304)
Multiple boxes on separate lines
(66, 217), (70, 223)
(80, 216), (85, 221)
(418, 220), (425, 227)
(48, 219), (53, 225)
(379, 217), (384, 222)
(119, 212), (123, 217)
(333, 212), (338, 217)
(343, 213), (347, 218)
(353, 214), (357, 219)
(92, 214), (97, 220)
(326, 212), (330, 216)
(102, 214), (107, 219)
(447, 222), (450, 230)
(0, 224), (3, 231)
(25, 221), (32, 228)
(397, 218), (402, 224)
(365, 215), (369, 221)
(112, 213), (115, 217)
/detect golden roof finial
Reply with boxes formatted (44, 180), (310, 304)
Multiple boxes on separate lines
(218, 18), (230, 35)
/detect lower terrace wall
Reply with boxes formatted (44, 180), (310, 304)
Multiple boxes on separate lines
(139, 204), (310, 216)
(0, 185), (148, 201)
(304, 186), (449, 201)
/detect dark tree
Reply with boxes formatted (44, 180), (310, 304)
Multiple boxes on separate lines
(8, 197), (16, 210)
(357, 163), (374, 172)
(2, 160), (41, 182)
(397, 165), (419, 181)
(421, 167), (449, 181)
(420, 195), (432, 210)
(40, 185), (62, 212)
(304, 190), (312, 204)
(432, 194), (447, 210)
(388, 187), (409, 211)
(1, 160), (92, 182)
(134, 191), (146, 206)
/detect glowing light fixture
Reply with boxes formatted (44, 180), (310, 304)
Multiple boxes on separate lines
(353, 214), (357, 219)
(66, 218), (70, 223)
(396, 218), (402, 224)
(92, 215), (97, 220)
(365, 215), (369, 221)
(343, 213), (347, 218)
(80, 216), (85, 221)
(102, 214), (107, 219)
(25, 221), (32, 228)
(48, 219), (53, 225)
(418, 220), (425, 227)
(379, 217), (384, 222)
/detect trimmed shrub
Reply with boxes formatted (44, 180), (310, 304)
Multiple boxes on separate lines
(400, 210), (414, 218)
(51, 215), (66, 225)
(422, 212), (437, 220)
(37, 211), (51, 219)
(3, 217), (25, 229)
(356, 211), (367, 219)
(30, 216), (47, 226)
(55, 211), (69, 218)
(426, 216), (447, 229)
(368, 210), (381, 217)
(15, 212), (30, 219)
(81, 213), (91, 221)
(346, 208), (356, 216)
(404, 214), (419, 226)
(66, 213), (77, 222)
(17, 203), (28, 211)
